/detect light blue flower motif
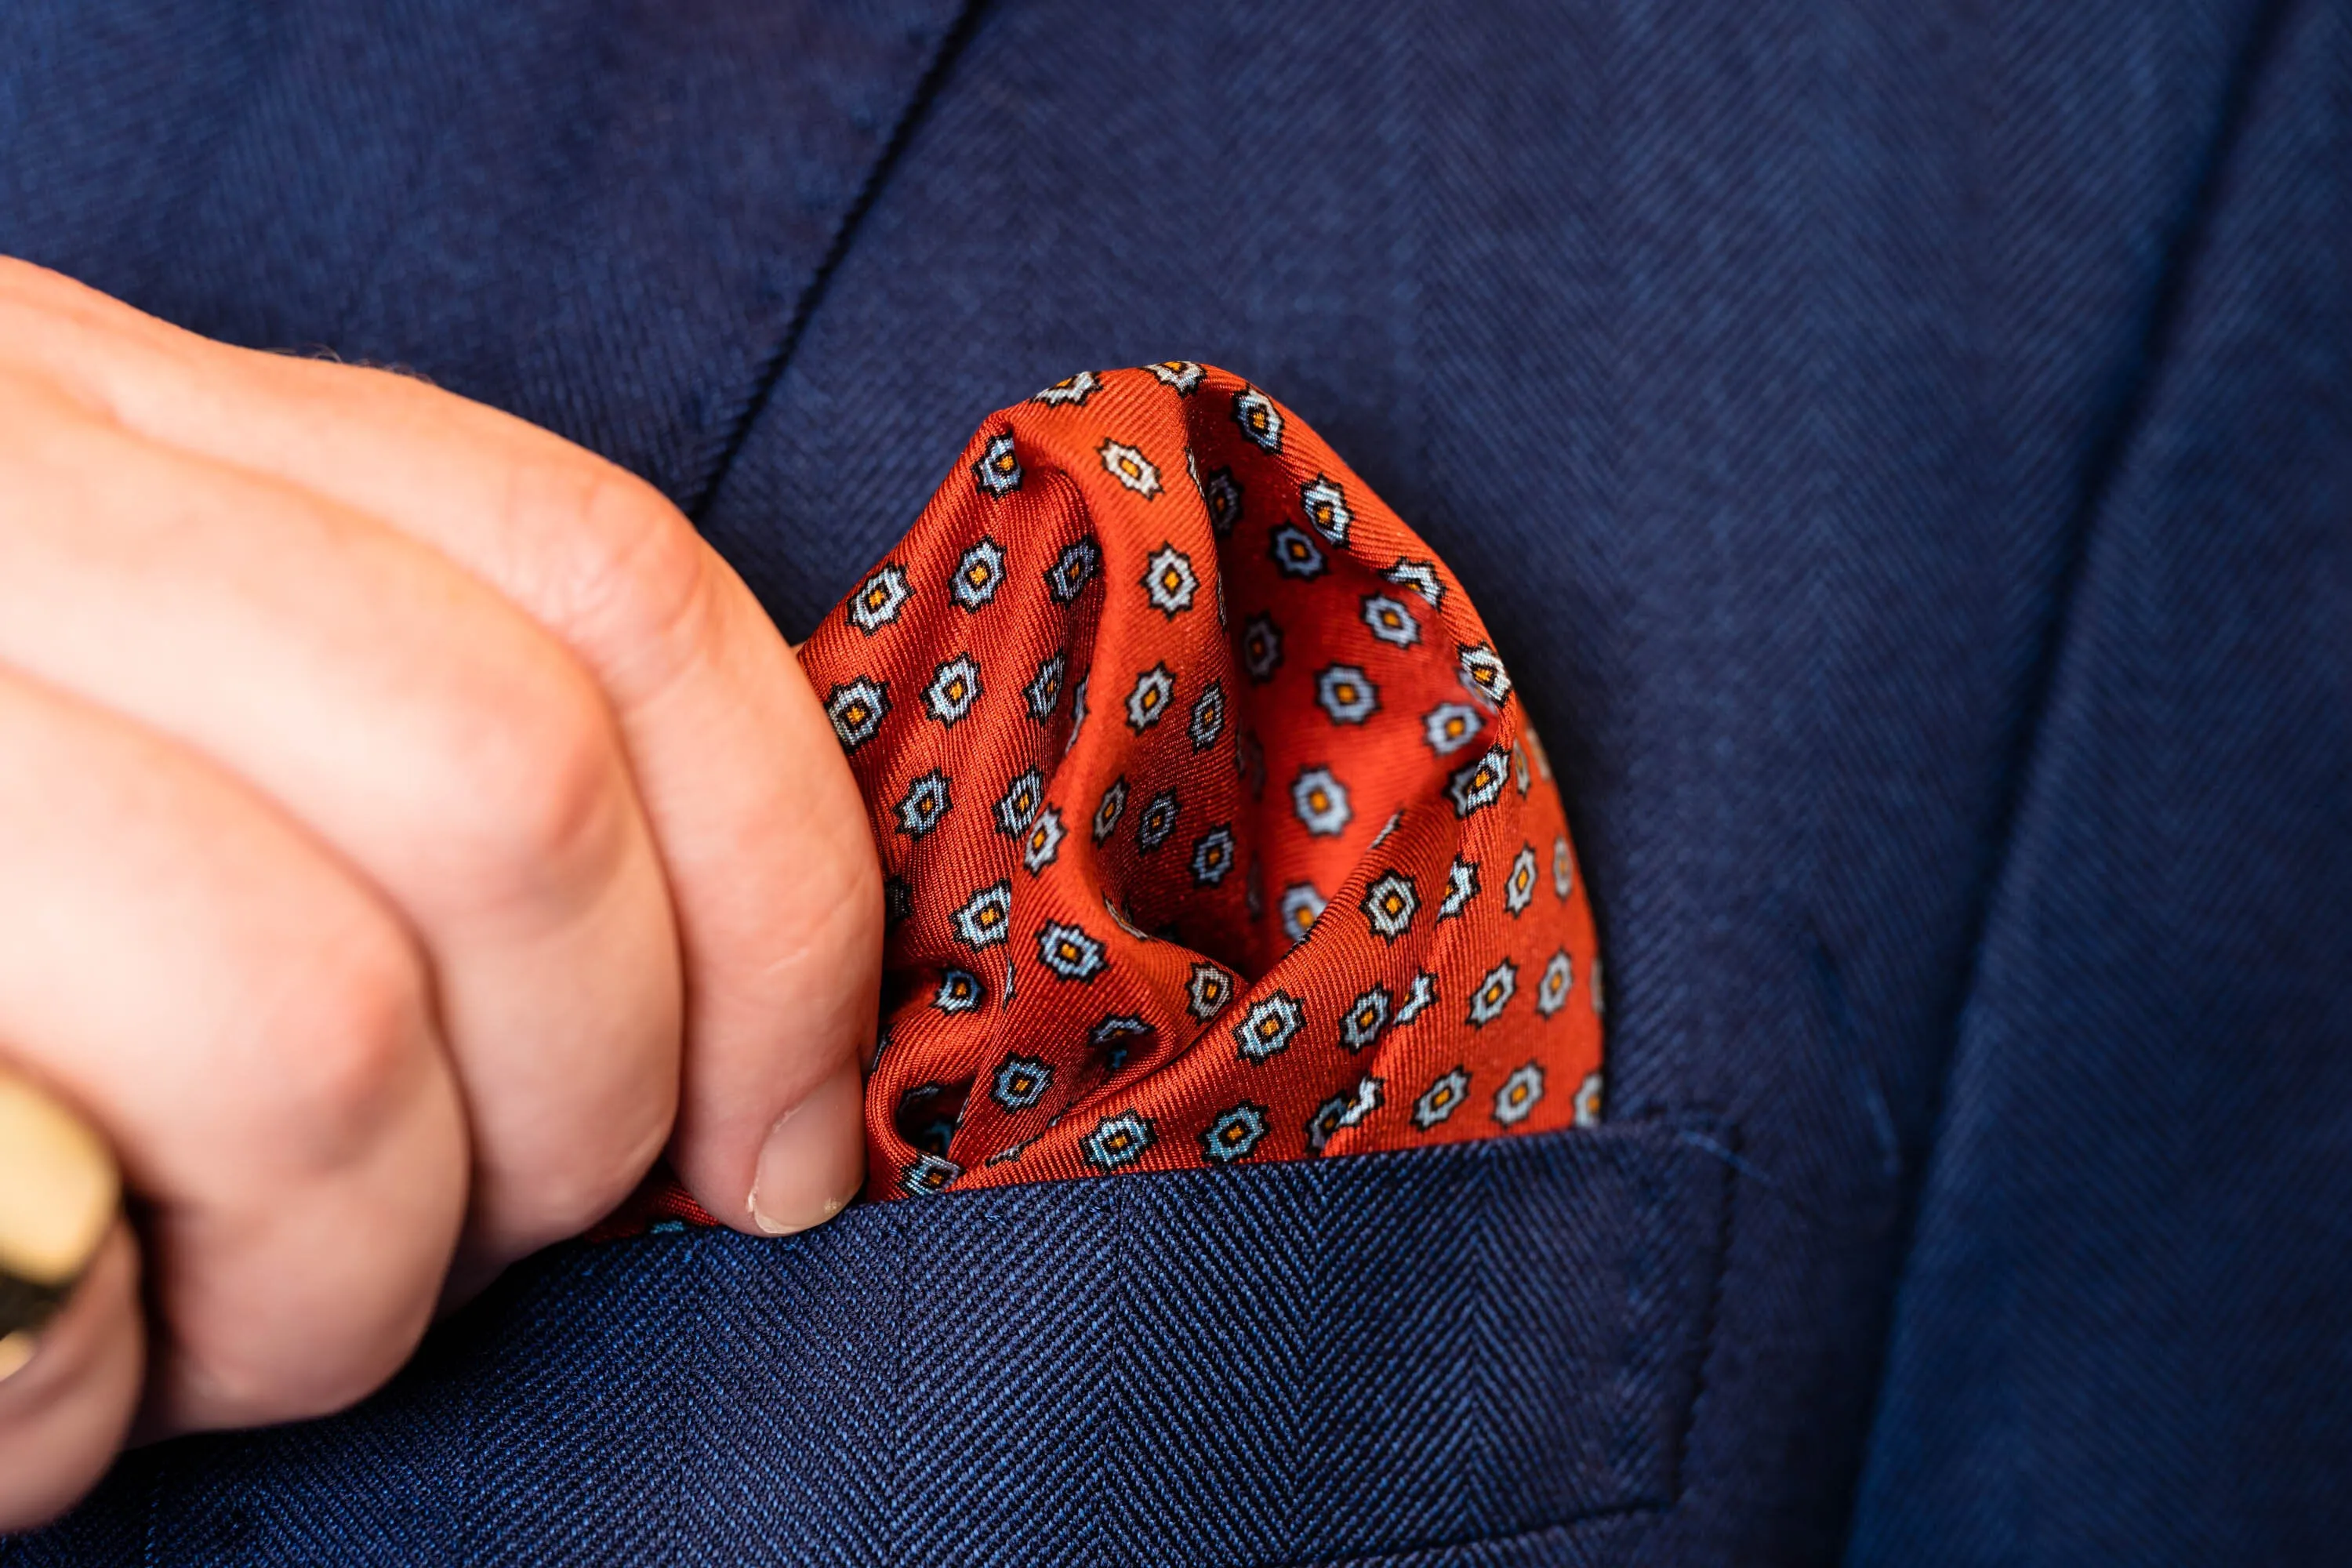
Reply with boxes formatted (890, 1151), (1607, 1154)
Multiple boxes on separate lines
(1022, 805), (1065, 875)
(1422, 701), (1484, 757)
(1413, 1068), (1471, 1130)
(825, 677), (889, 750)
(924, 655), (982, 727)
(952, 880), (1014, 949)
(1279, 881), (1327, 946)
(951, 538), (1007, 609)
(934, 967), (985, 1014)
(1036, 920), (1106, 982)
(1505, 844), (1539, 916)
(1033, 369), (1101, 405)
(1142, 543), (1198, 616)
(995, 768), (1045, 837)
(895, 770), (953, 838)
(1146, 360), (1204, 393)
(1100, 437), (1163, 498)
(1083, 1111), (1154, 1170)
(1537, 950), (1575, 1017)
(1203, 466), (1243, 535)
(1187, 962), (1234, 1020)
(1316, 664), (1380, 725)
(1361, 871), (1418, 942)
(1201, 1103), (1269, 1163)
(1190, 824), (1236, 886)
(1126, 663), (1176, 731)
(1468, 961), (1519, 1028)
(1137, 788), (1180, 851)
(1446, 748), (1510, 817)
(972, 432), (1022, 497)
(1232, 990), (1305, 1062)
(900, 1152), (964, 1196)
(1396, 971), (1440, 1024)
(1190, 681), (1226, 751)
(1231, 385), (1283, 451)
(1047, 538), (1101, 603)
(1270, 523), (1325, 579)
(1494, 1063), (1545, 1126)
(1339, 986), (1393, 1054)
(1384, 558), (1445, 607)
(1092, 777), (1128, 844)
(1306, 1076), (1384, 1153)
(1457, 643), (1513, 707)
(992, 1054), (1052, 1112)
(1241, 614), (1283, 681)
(847, 566), (909, 633)
(1291, 766), (1352, 837)
(1360, 593), (1421, 648)
(1023, 651), (1065, 723)
(1438, 856), (1479, 919)
(1575, 1071), (1605, 1127)
(1299, 475), (1352, 543)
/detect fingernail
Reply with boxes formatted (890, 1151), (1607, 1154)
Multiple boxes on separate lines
(749, 1063), (865, 1236)
(0, 1070), (117, 1363)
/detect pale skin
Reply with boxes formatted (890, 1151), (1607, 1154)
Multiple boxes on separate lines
(0, 259), (884, 1529)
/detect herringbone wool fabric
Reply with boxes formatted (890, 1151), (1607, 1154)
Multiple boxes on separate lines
(9, 5), (2350, 1560)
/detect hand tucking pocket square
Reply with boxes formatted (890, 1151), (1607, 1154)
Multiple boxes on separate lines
(641, 364), (1604, 1218)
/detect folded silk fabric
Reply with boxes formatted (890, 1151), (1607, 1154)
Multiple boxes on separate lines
(644, 364), (1604, 1215)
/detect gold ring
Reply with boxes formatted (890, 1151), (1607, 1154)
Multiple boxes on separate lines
(0, 1068), (118, 1381)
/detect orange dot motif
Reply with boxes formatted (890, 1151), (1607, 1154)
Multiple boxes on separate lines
(796, 364), (1606, 1200)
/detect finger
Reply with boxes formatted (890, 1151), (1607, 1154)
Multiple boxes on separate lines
(0, 373), (675, 1268)
(3, 262), (876, 1234)
(0, 1223), (140, 1533)
(0, 663), (468, 1438)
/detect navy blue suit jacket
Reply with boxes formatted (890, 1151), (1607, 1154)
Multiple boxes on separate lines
(3, 2), (2346, 1563)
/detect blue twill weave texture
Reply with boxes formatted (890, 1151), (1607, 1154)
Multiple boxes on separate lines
(1, 1), (2344, 1562)
(11, 1125), (1726, 1566)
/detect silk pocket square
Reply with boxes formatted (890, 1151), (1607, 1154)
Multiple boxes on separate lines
(635, 364), (1603, 1224)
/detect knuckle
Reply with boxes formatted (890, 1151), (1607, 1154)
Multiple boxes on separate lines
(0, 256), (75, 318)
(788, 828), (886, 978)
(245, 913), (436, 1164)
(0, 294), (42, 364)
(0, 260), (137, 368)
(184, 1312), (424, 1432)
(517, 1120), (669, 1243)
(483, 1088), (673, 1256)
(420, 645), (637, 913)
(512, 455), (717, 692)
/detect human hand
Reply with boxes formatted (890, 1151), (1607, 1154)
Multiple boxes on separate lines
(0, 260), (880, 1528)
